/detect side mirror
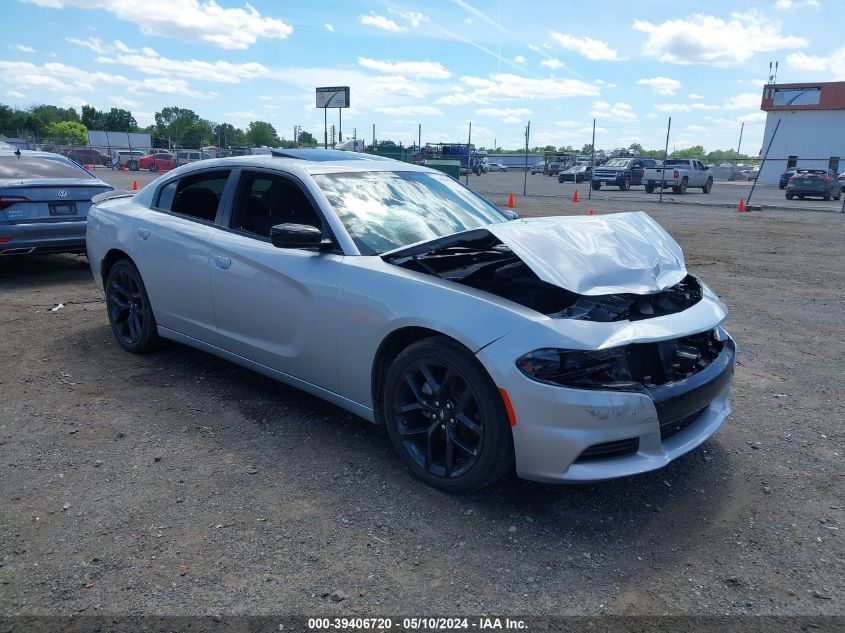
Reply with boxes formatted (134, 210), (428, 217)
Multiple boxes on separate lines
(270, 223), (323, 248)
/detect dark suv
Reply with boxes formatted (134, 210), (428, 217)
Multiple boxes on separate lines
(591, 158), (658, 191)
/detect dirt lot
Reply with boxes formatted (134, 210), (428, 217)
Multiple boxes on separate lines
(1, 190), (843, 618)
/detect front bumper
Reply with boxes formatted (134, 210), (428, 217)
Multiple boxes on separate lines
(478, 317), (735, 483)
(0, 219), (87, 255)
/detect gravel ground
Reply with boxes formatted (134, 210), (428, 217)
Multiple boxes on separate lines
(0, 192), (842, 618)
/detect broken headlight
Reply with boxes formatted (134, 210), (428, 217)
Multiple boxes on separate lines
(516, 347), (639, 391)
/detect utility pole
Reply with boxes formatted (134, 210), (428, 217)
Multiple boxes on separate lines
(523, 121), (530, 196)
(659, 117), (672, 204)
(588, 118), (596, 200)
(418, 123), (421, 151)
(465, 121), (472, 187)
(736, 121), (745, 156)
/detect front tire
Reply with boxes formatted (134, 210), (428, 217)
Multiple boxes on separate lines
(149, 164), (159, 173)
(619, 176), (631, 191)
(702, 178), (713, 193)
(105, 260), (160, 354)
(127, 160), (139, 171)
(383, 336), (513, 493)
(786, 193), (794, 200)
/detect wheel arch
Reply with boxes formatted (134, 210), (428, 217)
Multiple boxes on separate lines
(371, 326), (475, 426)
(100, 248), (133, 287)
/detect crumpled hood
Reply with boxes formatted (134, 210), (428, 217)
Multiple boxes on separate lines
(485, 212), (686, 295)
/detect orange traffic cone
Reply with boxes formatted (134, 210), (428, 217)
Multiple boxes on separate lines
(131, 180), (138, 191)
(507, 192), (514, 208)
(587, 208), (594, 215)
(737, 198), (746, 212)
(572, 189), (579, 203)
(122, 165), (127, 173)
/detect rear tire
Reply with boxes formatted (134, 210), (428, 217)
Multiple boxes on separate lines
(786, 193), (794, 200)
(105, 260), (161, 354)
(383, 336), (513, 493)
(149, 164), (159, 173)
(672, 178), (688, 195)
(645, 185), (655, 194)
(591, 181), (601, 190)
(127, 160), (139, 171)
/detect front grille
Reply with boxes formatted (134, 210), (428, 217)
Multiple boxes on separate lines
(660, 407), (708, 440)
(576, 437), (639, 462)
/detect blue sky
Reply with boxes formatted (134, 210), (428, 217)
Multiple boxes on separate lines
(2, 0), (843, 152)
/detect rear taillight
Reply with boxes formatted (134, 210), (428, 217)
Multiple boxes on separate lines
(823, 176), (831, 183)
(789, 175), (796, 181)
(673, 170), (679, 179)
(0, 196), (29, 210)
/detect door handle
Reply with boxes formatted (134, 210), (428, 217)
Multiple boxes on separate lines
(136, 228), (150, 240)
(214, 255), (232, 270)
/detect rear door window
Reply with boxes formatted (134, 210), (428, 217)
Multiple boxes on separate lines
(155, 170), (231, 222)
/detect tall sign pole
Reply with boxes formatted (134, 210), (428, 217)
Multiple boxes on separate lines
(465, 121), (472, 186)
(315, 86), (350, 150)
(588, 118), (596, 200)
(659, 117), (672, 204)
(523, 121), (530, 196)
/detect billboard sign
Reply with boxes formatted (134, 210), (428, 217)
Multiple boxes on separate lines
(316, 86), (350, 109)
(772, 87), (821, 107)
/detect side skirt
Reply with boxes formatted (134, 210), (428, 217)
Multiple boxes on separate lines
(158, 326), (376, 423)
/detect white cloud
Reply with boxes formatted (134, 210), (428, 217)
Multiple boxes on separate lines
(513, 55), (526, 64)
(14, 44), (36, 53)
(637, 76), (681, 96)
(375, 105), (441, 116)
(0, 60), (126, 93)
(633, 11), (807, 66)
(224, 110), (258, 119)
(258, 95), (274, 101)
(357, 57), (451, 79)
(688, 93), (704, 99)
(61, 96), (89, 108)
(590, 101), (638, 123)
(128, 77), (207, 98)
(477, 107), (531, 124)
(404, 11), (428, 27)
(113, 39), (136, 53)
(27, 0), (292, 50)
(437, 73), (600, 106)
(97, 49), (268, 84)
(541, 58), (563, 69)
(66, 36), (106, 53)
(787, 47), (845, 79)
(774, 0), (819, 10)
(549, 32), (623, 61)
(463, 17), (472, 24)
(654, 92), (760, 112)
(360, 13), (406, 32)
(110, 95), (141, 108)
(324, 23), (334, 32)
(7, 90), (26, 98)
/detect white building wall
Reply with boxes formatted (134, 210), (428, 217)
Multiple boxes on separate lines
(758, 110), (845, 184)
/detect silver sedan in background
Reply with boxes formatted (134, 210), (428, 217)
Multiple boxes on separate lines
(1, 150), (113, 255)
(86, 149), (735, 493)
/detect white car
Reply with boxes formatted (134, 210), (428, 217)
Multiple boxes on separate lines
(488, 162), (509, 172)
(86, 149), (735, 492)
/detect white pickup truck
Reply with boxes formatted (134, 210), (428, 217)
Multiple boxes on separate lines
(642, 159), (714, 194)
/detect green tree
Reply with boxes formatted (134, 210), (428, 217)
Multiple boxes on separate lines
(81, 105), (101, 129)
(26, 104), (80, 135)
(100, 108), (137, 132)
(629, 142), (643, 154)
(154, 106), (201, 147)
(246, 120), (279, 147)
(672, 145), (705, 158)
(214, 122), (247, 148)
(46, 120), (88, 145)
(581, 143), (593, 155)
(296, 130), (317, 146)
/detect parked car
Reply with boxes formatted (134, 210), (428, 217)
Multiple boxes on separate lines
(591, 158), (659, 191)
(785, 169), (842, 201)
(138, 152), (175, 173)
(779, 169), (796, 189)
(838, 170), (845, 192)
(487, 162), (508, 172)
(110, 150), (147, 171)
(86, 149), (735, 492)
(643, 159), (713, 194)
(558, 165), (591, 183)
(63, 147), (109, 166)
(530, 161), (545, 175)
(546, 161), (565, 176)
(0, 150), (112, 255)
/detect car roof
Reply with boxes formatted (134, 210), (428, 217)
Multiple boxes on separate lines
(163, 149), (432, 178)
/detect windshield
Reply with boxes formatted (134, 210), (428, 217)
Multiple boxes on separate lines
(604, 158), (631, 167)
(313, 170), (507, 255)
(0, 154), (94, 179)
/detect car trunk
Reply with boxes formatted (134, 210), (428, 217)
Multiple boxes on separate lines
(0, 178), (113, 224)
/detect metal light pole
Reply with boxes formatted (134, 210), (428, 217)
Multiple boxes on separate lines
(465, 121), (472, 187)
(747, 118), (781, 206)
(523, 121), (530, 196)
(659, 117), (672, 203)
(588, 118), (596, 200)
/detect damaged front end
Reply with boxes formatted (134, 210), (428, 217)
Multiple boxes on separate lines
(382, 213), (702, 323)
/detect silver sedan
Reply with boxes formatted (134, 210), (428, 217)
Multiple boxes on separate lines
(86, 149), (735, 492)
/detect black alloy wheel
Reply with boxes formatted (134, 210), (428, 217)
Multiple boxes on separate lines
(105, 260), (160, 353)
(384, 337), (513, 493)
